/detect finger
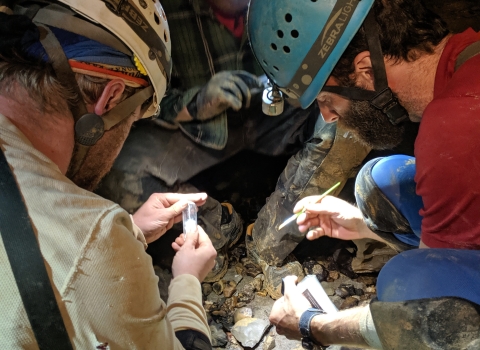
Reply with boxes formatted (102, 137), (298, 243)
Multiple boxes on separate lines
(220, 83), (243, 110)
(196, 225), (212, 247)
(172, 242), (181, 251)
(165, 200), (188, 219)
(233, 70), (264, 89)
(293, 195), (322, 213)
(183, 225), (200, 248)
(296, 211), (308, 225)
(164, 192), (208, 206)
(231, 76), (252, 108)
(174, 235), (186, 247)
(306, 227), (325, 240)
(298, 217), (321, 233)
(166, 218), (175, 231)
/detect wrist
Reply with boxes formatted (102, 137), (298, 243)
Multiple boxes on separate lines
(299, 308), (328, 350)
(309, 314), (331, 348)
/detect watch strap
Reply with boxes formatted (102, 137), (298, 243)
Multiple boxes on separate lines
(299, 308), (328, 349)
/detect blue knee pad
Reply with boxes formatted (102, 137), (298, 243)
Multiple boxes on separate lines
(370, 155), (423, 246)
(377, 249), (480, 305)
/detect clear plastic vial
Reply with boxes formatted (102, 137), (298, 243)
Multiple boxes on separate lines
(182, 201), (197, 240)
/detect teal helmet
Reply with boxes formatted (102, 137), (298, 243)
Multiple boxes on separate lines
(247, 0), (374, 109)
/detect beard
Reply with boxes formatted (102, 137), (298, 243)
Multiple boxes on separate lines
(68, 114), (135, 191)
(340, 99), (405, 150)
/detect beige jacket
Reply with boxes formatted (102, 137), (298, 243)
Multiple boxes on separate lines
(0, 114), (210, 349)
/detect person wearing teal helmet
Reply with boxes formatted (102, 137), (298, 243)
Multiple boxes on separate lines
(249, 0), (480, 348)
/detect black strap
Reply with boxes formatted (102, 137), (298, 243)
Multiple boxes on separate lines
(322, 10), (409, 126)
(0, 148), (73, 350)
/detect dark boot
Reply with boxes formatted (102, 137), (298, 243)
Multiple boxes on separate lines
(250, 122), (371, 266)
(246, 223), (304, 300)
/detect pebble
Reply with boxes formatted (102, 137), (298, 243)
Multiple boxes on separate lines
(340, 296), (359, 309)
(233, 307), (253, 324)
(231, 318), (271, 348)
(224, 281), (237, 298)
(202, 283), (213, 296)
(210, 322), (228, 347)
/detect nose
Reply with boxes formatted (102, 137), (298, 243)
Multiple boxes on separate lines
(317, 98), (339, 123)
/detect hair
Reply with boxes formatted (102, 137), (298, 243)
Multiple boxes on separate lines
(0, 52), (78, 116)
(0, 50), (137, 117)
(331, 0), (450, 86)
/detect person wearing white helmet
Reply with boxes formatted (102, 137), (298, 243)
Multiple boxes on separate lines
(248, 0), (480, 348)
(0, 1), (216, 349)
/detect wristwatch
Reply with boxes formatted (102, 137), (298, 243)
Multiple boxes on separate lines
(299, 308), (327, 350)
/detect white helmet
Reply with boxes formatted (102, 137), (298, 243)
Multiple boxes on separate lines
(35, 0), (172, 118)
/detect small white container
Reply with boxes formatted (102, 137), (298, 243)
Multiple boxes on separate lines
(182, 201), (197, 239)
(296, 275), (338, 314)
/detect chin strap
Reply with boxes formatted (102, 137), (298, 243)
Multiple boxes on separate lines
(322, 10), (408, 125)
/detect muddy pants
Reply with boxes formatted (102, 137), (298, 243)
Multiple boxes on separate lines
(356, 155), (480, 304)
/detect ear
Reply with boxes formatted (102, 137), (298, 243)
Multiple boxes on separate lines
(353, 51), (374, 90)
(93, 79), (126, 116)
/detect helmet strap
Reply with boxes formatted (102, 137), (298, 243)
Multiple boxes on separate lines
(322, 10), (408, 125)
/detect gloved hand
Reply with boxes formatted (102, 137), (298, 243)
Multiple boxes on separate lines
(186, 70), (264, 121)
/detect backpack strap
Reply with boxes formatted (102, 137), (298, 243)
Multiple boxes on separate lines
(455, 40), (480, 71)
(0, 148), (73, 350)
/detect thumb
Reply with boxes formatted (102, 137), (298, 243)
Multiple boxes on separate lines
(196, 225), (211, 247)
(166, 200), (188, 218)
(183, 225), (200, 248)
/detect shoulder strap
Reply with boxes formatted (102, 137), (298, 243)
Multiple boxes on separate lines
(0, 148), (73, 350)
(455, 41), (480, 71)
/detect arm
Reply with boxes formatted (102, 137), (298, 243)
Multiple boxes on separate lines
(70, 206), (213, 349)
(270, 276), (382, 349)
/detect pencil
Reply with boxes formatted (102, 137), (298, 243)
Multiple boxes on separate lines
(277, 181), (341, 230)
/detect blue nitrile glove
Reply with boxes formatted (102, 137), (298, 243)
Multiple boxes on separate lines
(186, 70), (264, 121)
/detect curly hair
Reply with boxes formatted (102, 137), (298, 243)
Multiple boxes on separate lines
(331, 0), (450, 87)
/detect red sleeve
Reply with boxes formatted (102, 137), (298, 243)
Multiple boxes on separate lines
(414, 55), (480, 249)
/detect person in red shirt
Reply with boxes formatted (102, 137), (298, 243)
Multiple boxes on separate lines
(248, 0), (480, 348)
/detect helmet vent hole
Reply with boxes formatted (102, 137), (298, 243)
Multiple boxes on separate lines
(262, 60), (268, 66)
(311, 0), (318, 2)
(154, 13), (160, 25)
(164, 31), (169, 43)
(283, 46), (291, 53)
(270, 72), (275, 77)
(271, 43), (278, 51)
(277, 30), (284, 38)
(285, 13), (292, 23)
(273, 66), (279, 71)
(291, 30), (299, 38)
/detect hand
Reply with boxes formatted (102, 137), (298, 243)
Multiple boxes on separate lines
(269, 275), (311, 339)
(295, 195), (372, 241)
(132, 192), (207, 244)
(171, 225), (217, 282)
(187, 70), (264, 120)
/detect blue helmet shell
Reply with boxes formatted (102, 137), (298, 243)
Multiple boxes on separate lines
(247, 0), (374, 108)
